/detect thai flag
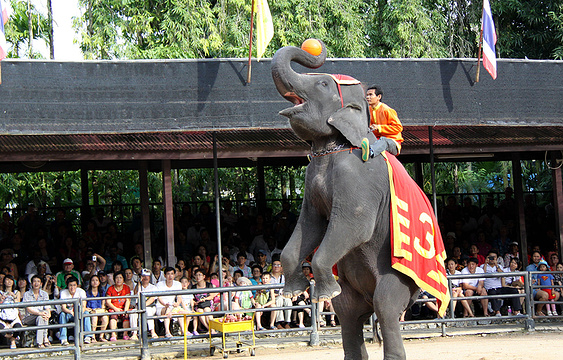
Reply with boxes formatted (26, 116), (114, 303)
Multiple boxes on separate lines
(482, 0), (497, 79)
(0, 0), (9, 60)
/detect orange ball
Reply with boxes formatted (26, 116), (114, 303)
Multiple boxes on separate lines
(301, 39), (323, 56)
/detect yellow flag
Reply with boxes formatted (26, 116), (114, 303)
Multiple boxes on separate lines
(254, 0), (274, 61)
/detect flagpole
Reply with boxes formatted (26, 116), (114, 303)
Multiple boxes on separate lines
(247, 0), (256, 84)
(475, 2), (485, 83)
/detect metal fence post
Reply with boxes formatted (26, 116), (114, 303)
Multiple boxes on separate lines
(140, 293), (150, 360)
(75, 298), (82, 360)
(370, 314), (377, 343)
(524, 271), (535, 331)
(309, 281), (319, 346)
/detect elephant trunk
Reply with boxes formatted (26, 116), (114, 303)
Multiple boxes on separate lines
(271, 40), (327, 103)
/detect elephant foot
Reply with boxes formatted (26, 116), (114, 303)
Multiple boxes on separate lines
(283, 275), (311, 298)
(311, 278), (341, 303)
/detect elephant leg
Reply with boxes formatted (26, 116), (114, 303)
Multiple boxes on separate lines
(281, 199), (326, 296)
(310, 213), (375, 301)
(333, 281), (373, 360)
(373, 274), (415, 360)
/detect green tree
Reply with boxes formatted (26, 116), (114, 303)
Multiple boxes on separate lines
(364, 0), (449, 58)
(75, 0), (367, 59)
(4, 0), (50, 58)
(494, 0), (563, 59)
(270, 0), (365, 58)
(440, 0), (481, 58)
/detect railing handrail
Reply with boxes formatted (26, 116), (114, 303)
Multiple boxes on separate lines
(447, 270), (528, 280)
(5, 270), (563, 359)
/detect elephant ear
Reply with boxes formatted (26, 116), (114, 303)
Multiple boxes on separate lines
(327, 103), (368, 148)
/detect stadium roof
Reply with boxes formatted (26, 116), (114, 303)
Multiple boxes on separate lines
(0, 57), (561, 169)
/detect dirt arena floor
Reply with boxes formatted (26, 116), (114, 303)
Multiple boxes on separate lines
(242, 331), (563, 360)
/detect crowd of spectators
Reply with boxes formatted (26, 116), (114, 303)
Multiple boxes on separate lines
(0, 200), (326, 348)
(0, 190), (559, 348)
(416, 187), (560, 319)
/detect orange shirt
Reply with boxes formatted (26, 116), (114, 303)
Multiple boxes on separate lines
(370, 102), (404, 150)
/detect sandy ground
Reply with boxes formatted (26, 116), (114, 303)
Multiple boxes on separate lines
(237, 331), (563, 360)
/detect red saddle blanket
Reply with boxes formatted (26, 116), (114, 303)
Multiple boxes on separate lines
(383, 152), (451, 316)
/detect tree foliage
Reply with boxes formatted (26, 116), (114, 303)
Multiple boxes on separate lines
(4, 0), (50, 58)
(0, 159), (553, 220)
(2, 0), (561, 60)
(365, 0), (449, 58)
(494, 0), (563, 60)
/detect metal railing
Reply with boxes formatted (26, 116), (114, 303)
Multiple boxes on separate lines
(3, 271), (563, 358)
(0, 297), (82, 359)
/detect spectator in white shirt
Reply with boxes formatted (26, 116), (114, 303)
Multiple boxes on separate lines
(156, 267), (183, 338)
(130, 269), (159, 340)
(481, 250), (523, 316)
(461, 257), (489, 316)
(22, 275), (52, 347)
(58, 276), (93, 345)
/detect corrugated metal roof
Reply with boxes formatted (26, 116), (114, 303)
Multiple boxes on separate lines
(0, 129), (308, 156)
(0, 126), (562, 162)
(406, 126), (563, 153)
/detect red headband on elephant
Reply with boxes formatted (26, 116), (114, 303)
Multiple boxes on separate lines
(306, 73), (361, 108)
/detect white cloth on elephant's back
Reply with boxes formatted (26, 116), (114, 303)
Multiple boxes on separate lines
(460, 266), (484, 287)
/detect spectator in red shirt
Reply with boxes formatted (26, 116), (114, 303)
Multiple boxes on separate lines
(105, 271), (131, 341)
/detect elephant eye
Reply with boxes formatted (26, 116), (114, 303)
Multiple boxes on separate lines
(318, 80), (329, 87)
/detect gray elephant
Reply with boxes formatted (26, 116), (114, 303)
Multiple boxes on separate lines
(271, 41), (422, 360)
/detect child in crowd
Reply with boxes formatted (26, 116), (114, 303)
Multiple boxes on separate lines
(254, 272), (276, 330)
(537, 261), (558, 316)
(177, 276), (195, 336)
(232, 277), (256, 316)
(233, 270), (243, 285)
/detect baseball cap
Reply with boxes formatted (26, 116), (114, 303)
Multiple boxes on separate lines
(258, 249), (267, 255)
(63, 258), (73, 265)
(446, 232), (456, 239)
(510, 242), (519, 246)
(302, 262), (312, 269)
(98, 270), (107, 276)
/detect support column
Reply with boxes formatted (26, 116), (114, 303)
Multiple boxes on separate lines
(428, 127), (438, 217)
(139, 161), (152, 267)
(512, 153), (528, 266)
(80, 169), (90, 230)
(413, 161), (424, 189)
(162, 160), (175, 267)
(257, 159), (266, 213)
(551, 154), (563, 258)
(213, 132), (224, 290)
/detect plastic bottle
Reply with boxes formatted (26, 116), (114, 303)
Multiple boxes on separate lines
(507, 306), (512, 316)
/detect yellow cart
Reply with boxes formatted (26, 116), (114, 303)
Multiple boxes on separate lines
(209, 314), (256, 358)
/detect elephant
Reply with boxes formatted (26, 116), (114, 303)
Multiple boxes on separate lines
(271, 41), (420, 360)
